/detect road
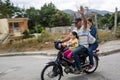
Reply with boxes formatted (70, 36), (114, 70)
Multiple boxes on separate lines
(0, 52), (120, 80)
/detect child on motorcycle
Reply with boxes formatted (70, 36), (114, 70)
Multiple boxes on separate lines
(62, 31), (79, 60)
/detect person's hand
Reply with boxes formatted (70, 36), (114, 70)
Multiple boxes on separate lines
(62, 43), (67, 47)
(79, 6), (84, 15)
(87, 23), (91, 31)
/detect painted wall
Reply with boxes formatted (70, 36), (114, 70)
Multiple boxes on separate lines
(0, 19), (9, 34)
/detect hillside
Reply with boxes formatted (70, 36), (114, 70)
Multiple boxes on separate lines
(63, 9), (112, 16)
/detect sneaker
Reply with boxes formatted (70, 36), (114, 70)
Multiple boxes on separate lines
(88, 65), (93, 69)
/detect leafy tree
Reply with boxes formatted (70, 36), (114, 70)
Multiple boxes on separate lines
(98, 16), (108, 28)
(52, 10), (72, 26)
(0, 0), (22, 18)
(0, 0), (14, 18)
(108, 13), (114, 27)
(39, 3), (72, 27)
(98, 13), (112, 28)
(14, 8), (26, 18)
(39, 3), (57, 27)
(108, 11), (120, 28)
(104, 13), (111, 19)
(25, 7), (40, 30)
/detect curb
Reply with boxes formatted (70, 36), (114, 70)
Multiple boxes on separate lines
(0, 52), (57, 57)
(99, 49), (120, 56)
(0, 49), (120, 57)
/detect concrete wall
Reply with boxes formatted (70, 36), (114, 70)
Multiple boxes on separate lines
(0, 19), (9, 41)
(0, 19), (9, 34)
(46, 26), (74, 34)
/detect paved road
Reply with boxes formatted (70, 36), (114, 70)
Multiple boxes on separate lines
(0, 53), (120, 80)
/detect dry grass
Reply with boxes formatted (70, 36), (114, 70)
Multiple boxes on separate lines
(98, 30), (117, 43)
(0, 33), (68, 53)
(0, 30), (118, 53)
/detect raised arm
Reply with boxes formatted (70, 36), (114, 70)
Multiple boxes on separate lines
(79, 6), (87, 29)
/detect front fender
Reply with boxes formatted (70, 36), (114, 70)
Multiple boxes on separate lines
(47, 61), (63, 76)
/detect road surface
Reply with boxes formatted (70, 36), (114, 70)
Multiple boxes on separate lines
(0, 53), (120, 80)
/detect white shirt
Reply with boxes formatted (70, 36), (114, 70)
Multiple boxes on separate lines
(73, 26), (89, 48)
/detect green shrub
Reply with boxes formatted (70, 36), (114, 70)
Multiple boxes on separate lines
(22, 30), (31, 39)
(35, 24), (44, 33)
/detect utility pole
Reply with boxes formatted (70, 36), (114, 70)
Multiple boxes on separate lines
(85, 7), (89, 18)
(95, 13), (99, 39)
(113, 7), (118, 34)
(92, 12), (98, 38)
(95, 13), (98, 30)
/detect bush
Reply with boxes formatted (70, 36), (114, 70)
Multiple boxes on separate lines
(34, 24), (44, 33)
(22, 30), (31, 39)
(37, 30), (54, 42)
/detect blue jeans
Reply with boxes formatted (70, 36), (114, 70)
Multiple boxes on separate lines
(72, 45), (87, 69)
(88, 43), (98, 65)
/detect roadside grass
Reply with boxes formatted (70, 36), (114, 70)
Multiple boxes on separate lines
(98, 30), (117, 43)
(0, 30), (119, 53)
(0, 33), (68, 53)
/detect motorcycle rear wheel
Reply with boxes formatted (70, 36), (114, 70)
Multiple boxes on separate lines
(84, 55), (98, 74)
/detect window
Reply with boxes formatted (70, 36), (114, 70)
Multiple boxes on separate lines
(14, 23), (20, 31)
(14, 23), (19, 28)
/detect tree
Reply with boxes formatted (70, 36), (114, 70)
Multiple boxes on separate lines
(98, 16), (108, 28)
(98, 13), (112, 29)
(39, 3), (57, 27)
(39, 3), (72, 27)
(108, 13), (114, 27)
(0, 0), (22, 18)
(52, 10), (72, 26)
(25, 7), (40, 30)
(0, 1), (73, 33)
(14, 8), (26, 18)
(0, 0), (14, 18)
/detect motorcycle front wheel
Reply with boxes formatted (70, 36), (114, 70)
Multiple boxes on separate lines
(41, 64), (62, 80)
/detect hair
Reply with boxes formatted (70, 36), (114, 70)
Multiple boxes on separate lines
(71, 31), (79, 39)
(87, 18), (93, 25)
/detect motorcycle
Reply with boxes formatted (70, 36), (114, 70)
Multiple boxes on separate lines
(41, 41), (99, 80)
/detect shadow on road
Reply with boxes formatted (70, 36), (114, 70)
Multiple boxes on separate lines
(64, 72), (110, 80)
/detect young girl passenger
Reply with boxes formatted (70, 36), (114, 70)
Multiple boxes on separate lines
(62, 31), (79, 60)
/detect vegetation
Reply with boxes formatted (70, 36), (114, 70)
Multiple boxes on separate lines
(98, 12), (120, 29)
(98, 30), (117, 42)
(0, 30), (118, 53)
(0, 0), (120, 32)
(0, 0), (120, 53)
(0, 32), (68, 52)
(0, 0), (72, 32)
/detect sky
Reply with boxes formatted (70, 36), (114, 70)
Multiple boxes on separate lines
(10, 0), (120, 12)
